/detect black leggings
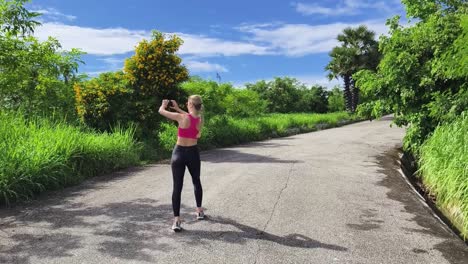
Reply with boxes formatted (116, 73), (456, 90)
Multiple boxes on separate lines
(171, 145), (203, 217)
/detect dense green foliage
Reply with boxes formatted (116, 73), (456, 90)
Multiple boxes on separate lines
(0, 0), (39, 36)
(245, 77), (330, 113)
(354, 0), (467, 151)
(179, 77), (268, 118)
(224, 89), (268, 117)
(0, 0), (83, 118)
(74, 72), (132, 130)
(327, 86), (345, 112)
(246, 77), (303, 113)
(0, 112), (141, 205)
(180, 77), (339, 118)
(419, 113), (468, 237)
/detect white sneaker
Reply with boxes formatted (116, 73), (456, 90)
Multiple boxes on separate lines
(172, 221), (182, 232)
(196, 211), (205, 220)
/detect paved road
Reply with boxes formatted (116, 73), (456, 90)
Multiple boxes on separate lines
(1, 117), (468, 264)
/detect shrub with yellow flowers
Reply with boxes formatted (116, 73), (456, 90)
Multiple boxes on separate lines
(74, 71), (133, 130)
(74, 30), (189, 135)
(124, 30), (189, 133)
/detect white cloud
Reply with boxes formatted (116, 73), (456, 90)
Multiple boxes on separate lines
(238, 20), (388, 56)
(30, 2), (400, 58)
(292, 75), (341, 88)
(185, 60), (228, 73)
(33, 9), (389, 59)
(294, 3), (345, 16)
(35, 23), (148, 55)
(31, 7), (77, 21)
(293, 0), (401, 16)
(34, 22), (272, 57)
(176, 33), (272, 57)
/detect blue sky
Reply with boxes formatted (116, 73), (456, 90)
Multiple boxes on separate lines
(29, 0), (406, 88)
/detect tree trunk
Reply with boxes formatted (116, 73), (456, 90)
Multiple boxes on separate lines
(343, 74), (352, 112)
(351, 78), (359, 112)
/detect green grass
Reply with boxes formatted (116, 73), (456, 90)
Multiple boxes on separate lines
(418, 112), (468, 238)
(0, 112), (141, 205)
(158, 112), (353, 153)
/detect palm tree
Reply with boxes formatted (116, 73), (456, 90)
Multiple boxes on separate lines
(326, 25), (380, 112)
(325, 47), (356, 112)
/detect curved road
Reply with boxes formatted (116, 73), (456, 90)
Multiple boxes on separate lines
(1, 117), (467, 263)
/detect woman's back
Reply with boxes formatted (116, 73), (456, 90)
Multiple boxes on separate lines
(177, 114), (201, 146)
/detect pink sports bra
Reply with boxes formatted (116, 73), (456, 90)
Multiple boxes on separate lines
(178, 114), (200, 139)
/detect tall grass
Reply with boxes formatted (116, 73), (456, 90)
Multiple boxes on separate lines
(418, 112), (468, 238)
(0, 112), (141, 205)
(158, 112), (352, 153)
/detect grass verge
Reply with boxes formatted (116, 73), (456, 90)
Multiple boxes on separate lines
(0, 112), (141, 205)
(418, 112), (468, 238)
(158, 112), (354, 154)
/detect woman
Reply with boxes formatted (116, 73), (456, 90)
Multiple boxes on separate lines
(158, 95), (205, 232)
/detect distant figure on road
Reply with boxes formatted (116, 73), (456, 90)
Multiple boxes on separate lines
(158, 95), (205, 232)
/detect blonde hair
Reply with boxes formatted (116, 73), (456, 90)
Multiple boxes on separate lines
(189, 95), (203, 115)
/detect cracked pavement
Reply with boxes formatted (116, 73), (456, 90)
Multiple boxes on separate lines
(1, 117), (468, 263)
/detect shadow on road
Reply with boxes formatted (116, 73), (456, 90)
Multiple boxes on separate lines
(375, 148), (468, 264)
(239, 141), (292, 148)
(0, 165), (151, 211)
(185, 216), (348, 251)
(0, 198), (346, 263)
(202, 148), (302, 164)
(0, 199), (174, 263)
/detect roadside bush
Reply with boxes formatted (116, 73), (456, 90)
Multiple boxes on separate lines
(180, 78), (233, 117)
(74, 71), (133, 131)
(224, 89), (268, 117)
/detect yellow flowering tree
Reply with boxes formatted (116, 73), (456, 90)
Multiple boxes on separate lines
(124, 30), (189, 132)
(74, 30), (189, 134)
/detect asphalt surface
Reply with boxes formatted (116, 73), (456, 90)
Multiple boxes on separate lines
(1, 117), (468, 264)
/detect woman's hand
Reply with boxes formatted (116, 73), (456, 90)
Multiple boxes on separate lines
(170, 100), (188, 114)
(159, 99), (169, 111)
(170, 100), (180, 111)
